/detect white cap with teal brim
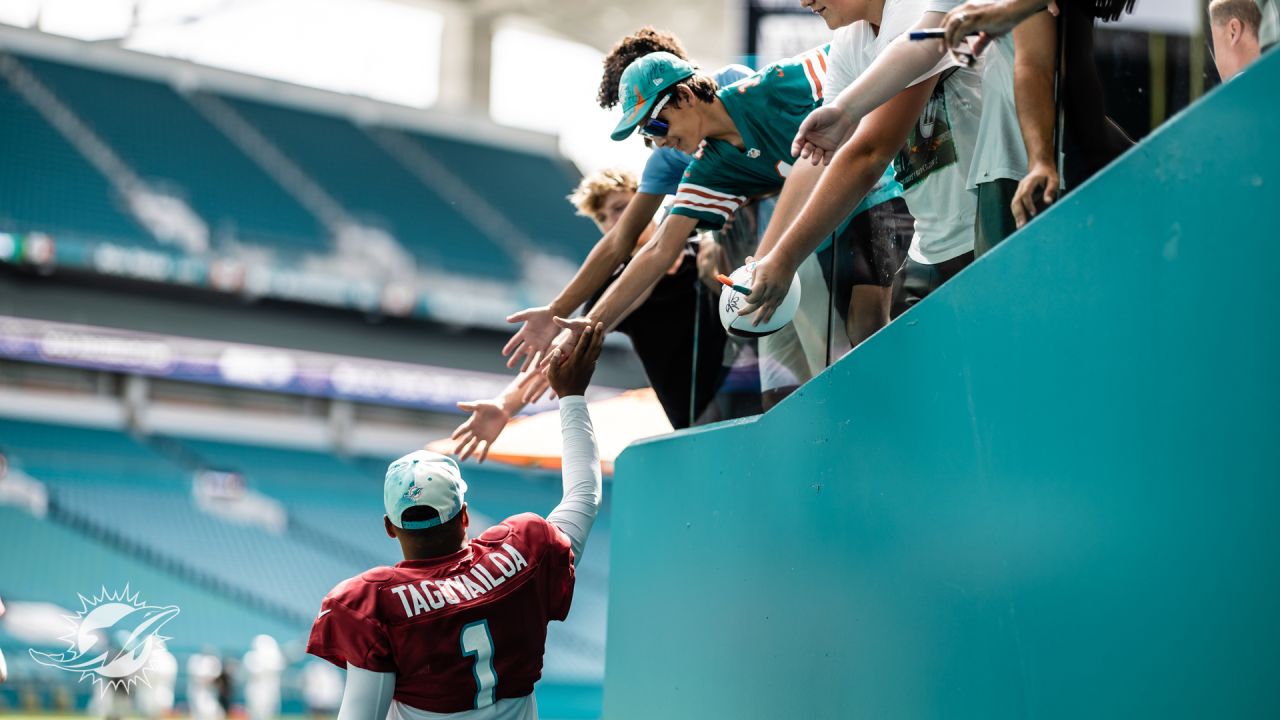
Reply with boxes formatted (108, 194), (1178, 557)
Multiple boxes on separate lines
(384, 450), (468, 530)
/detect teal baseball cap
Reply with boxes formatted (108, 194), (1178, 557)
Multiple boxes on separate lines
(611, 51), (696, 141)
(384, 450), (468, 530)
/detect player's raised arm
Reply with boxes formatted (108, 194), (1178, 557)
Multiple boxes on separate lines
(544, 323), (605, 564)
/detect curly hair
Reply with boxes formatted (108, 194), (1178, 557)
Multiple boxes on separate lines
(568, 168), (639, 221)
(667, 75), (719, 107)
(597, 27), (689, 109)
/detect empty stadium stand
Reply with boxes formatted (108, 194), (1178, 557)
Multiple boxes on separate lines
(0, 46), (596, 314)
(225, 96), (519, 278)
(406, 131), (595, 260)
(0, 59), (147, 246)
(0, 505), (301, 652)
(22, 56), (327, 255)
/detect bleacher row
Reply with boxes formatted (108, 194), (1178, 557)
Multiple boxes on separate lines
(0, 416), (608, 683)
(0, 52), (595, 281)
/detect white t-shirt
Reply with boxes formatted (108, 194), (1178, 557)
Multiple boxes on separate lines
(966, 34), (1028, 188)
(826, 0), (982, 264)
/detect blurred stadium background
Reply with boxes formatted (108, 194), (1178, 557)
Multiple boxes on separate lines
(0, 1), (1247, 719)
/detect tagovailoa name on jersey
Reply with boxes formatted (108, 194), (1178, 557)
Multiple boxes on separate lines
(389, 543), (529, 618)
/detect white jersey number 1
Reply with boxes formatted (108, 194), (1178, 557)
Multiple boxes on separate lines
(460, 620), (497, 708)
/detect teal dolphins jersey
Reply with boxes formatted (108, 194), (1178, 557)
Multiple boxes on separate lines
(671, 45), (830, 230)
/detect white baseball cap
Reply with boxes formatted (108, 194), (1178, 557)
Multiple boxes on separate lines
(383, 450), (468, 530)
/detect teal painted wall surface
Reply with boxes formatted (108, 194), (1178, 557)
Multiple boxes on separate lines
(602, 51), (1280, 719)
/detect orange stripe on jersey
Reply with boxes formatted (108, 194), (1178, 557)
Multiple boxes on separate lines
(675, 200), (734, 215)
(815, 50), (828, 72)
(680, 187), (743, 205)
(803, 56), (823, 100)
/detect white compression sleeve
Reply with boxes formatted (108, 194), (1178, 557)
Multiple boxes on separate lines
(338, 666), (395, 720)
(546, 395), (602, 564)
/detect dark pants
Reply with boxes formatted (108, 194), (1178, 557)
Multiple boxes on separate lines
(974, 179), (1020, 258)
(890, 251), (975, 319)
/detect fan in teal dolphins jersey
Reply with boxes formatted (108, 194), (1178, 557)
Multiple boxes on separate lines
(548, 47), (852, 364)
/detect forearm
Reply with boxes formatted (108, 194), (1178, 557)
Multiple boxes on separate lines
(546, 396), (602, 563)
(773, 147), (889, 267)
(1002, 0), (1053, 24)
(500, 371), (545, 414)
(1013, 12), (1057, 166)
(584, 215), (696, 331)
(337, 666), (394, 720)
(833, 11), (948, 122)
(549, 193), (663, 315)
(757, 161), (824, 257)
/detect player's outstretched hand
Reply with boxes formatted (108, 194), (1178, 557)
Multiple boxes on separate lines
(504, 306), (560, 372)
(738, 255), (798, 327)
(1011, 159), (1060, 228)
(792, 105), (858, 166)
(547, 322), (605, 398)
(451, 399), (512, 463)
(539, 318), (591, 372)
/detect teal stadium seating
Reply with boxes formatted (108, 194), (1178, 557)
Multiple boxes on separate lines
(226, 97), (520, 279)
(408, 132), (597, 259)
(23, 57), (327, 255)
(0, 505), (301, 653)
(0, 65), (148, 245)
(0, 417), (188, 488)
(1, 52), (593, 287)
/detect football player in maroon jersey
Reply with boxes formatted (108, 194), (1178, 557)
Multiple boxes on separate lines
(307, 325), (606, 720)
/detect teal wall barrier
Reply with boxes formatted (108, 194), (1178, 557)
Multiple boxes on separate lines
(603, 51), (1280, 719)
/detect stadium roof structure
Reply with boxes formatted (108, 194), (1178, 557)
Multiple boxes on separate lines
(403, 0), (739, 116)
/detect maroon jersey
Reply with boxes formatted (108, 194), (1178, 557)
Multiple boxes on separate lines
(307, 513), (574, 713)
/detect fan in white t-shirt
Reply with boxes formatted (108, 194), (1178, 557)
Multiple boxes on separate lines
(740, 0), (985, 324)
(963, 2), (1058, 255)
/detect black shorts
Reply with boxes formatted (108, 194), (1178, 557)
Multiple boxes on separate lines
(816, 197), (913, 323)
(890, 250), (975, 320)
